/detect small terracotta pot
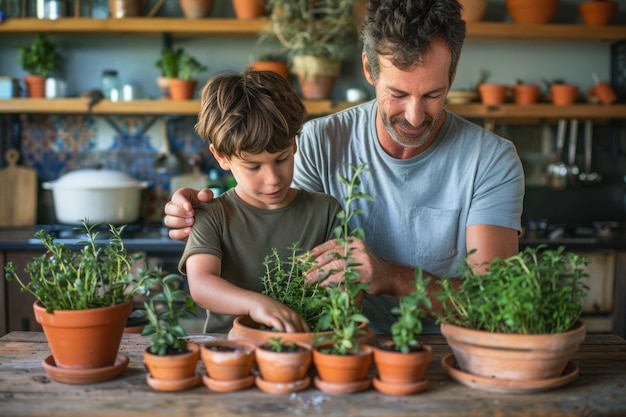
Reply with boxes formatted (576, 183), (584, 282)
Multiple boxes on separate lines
(232, 0), (267, 19)
(478, 83), (508, 105)
(143, 342), (200, 380)
(551, 84), (579, 105)
(513, 83), (540, 105)
(249, 61), (289, 80)
(591, 82), (618, 105)
(34, 300), (132, 369)
(312, 344), (373, 384)
(23, 75), (46, 98)
(168, 78), (198, 101)
(441, 321), (586, 381)
(579, 1), (618, 26)
(459, 0), (488, 22)
(373, 342), (432, 384)
(505, 0), (560, 24)
(255, 341), (312, 383)
(179, 0), (215, 18)
(201, 340), (256, 381)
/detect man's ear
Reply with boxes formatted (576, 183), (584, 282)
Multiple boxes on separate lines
(362, 51), (374, 86)
(209, 144), (231, 171)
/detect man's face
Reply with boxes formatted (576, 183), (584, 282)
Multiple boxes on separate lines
(364, 40), (453, 154)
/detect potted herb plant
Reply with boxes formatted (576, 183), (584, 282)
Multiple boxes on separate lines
(311, 163), (374, 395)
(200, 339), (257, 392)
(154, 46), (208, 100)
(17, 34), (61, 98)
(437, 245), (589, 393)
(263, 0), (360, 99)
(371, 270), (432, 396)
(254, 337), (313, 394)
(140, 272), (200, 392)
(4, 220), (155, 383)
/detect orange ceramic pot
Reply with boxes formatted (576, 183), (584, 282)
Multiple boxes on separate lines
(513, 83), (540, 105)
(579, 1), (618, 26)
(506, 0), (560, 24)
(201, 340), (256, 381)
(143, 342), (200, 381)
(590, 81), (618, 105)
(23, 75), (46, 98)
(179, 0), (215, 18)
(255, 341), (312, 383)
(228, 315), (376, 346)
(373, 342), (432, 384)
(551, 84), (579, 105)
(168, 78), (198, 101)
(459, 0), (488, 22)
(249, 60), (289, 80)
(313, 344), (373, 384)
(232, 0), (267, 19)
(478, 83), (508, 105)
(34, 300), (132, 369)
(440, 321), (586, 381)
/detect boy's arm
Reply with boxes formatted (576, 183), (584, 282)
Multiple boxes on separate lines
(185, 253), (310, 333)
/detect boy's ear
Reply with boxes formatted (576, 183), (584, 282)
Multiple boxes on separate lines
(209, 144), (231, 171)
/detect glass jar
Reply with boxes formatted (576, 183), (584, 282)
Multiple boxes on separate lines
(101, 70), (119, 100)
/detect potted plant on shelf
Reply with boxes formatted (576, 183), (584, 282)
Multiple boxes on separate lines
(371, 270), (432, 396)
(263, 0), (360, 99)
(17, 34), (61, 98)
(140, 272), (200, 392)
(249, 52), (289, 79)
(154, 46), (208, 100)
(436, 245), (589, 394)
(579, 0), (618, 26)
(4, 219), (155, 384)
(254, 337), (313, 394)
(311, 163), (375, 395)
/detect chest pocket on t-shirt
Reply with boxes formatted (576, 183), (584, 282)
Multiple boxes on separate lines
(411, 206), (461, 262)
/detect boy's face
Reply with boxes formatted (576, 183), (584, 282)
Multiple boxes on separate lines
(210, 143), (298, 210)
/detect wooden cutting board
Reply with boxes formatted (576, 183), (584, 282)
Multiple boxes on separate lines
(0, 149), (37, 227)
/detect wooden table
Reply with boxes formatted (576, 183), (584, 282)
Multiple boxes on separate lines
(1, 331), (625, 417)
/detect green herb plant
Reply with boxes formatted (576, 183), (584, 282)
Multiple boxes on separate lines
(139, 272), (197, 356)
(5, 219), (152, 313)
(390, 269), (432, 353)
(17, 34), (60, 77)
(436, 245), (589, 334)
(154, 46), (208, 80)
(316, 162), (373, 355)
(265, 337), (298, 353)
(260, 243), (326, 331)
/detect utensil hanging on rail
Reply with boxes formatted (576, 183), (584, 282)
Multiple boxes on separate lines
(547, 119), (568, 190)
(566, 119), (579, 187)
(578, 120), (602, 185)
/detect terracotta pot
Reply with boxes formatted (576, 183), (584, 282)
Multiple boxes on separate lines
(373, 342), (432, 384)
(459, 0), (488, 22)
(513, 83), (540, 105)
(590, 81), (617, 105)
(249, 60), (289, 80)
(201, 340), (256, 381)
(33, 300), (132, 369)
(168, 78), (198, 100)
(23, 75), (46, 98)
(478, 83), (508, 105)
(313, 344), (373, 384)
(232, 0), (267, 19)
(440, 321), (586, 381)
(255, 341), (312, 383)
(579, 1), (618, 26)
(179, 0), (215, 18)
(505, 0), (560, 24)
(109, 0), (143, 18)
(291, 55), (341, 100)
(143, 342), (200, 380)
(228, 315), (375, 346)
(551, 83), (579, 106)
(156, 76), (171, 99)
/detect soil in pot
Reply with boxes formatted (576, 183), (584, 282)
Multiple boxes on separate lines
(201, 340), (256, 392)
(255, 341), (312, 394)
(144, 343), (201, 392)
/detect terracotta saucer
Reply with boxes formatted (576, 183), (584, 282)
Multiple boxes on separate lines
(202, 373), (255, 392)
(42, 353), (129, 385)
(146, 373), (201, 392)
(255, 375), (311, 394)
(441, 354), (579, 394)
(372, 377), (429, 396)
(313, 376), (371, 394)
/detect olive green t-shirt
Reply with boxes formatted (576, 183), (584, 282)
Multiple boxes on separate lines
(178, 188), (342, 333)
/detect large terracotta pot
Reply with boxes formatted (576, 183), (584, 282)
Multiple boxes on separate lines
(168, 78), (198, 100)
(506, 0), (560, 24)
(143, 342), (201, 391)
(440, 321), (586, 381)
(291, 55), (341, 100)
(34, 300), (132, 369)
(228, 315), (375, 346)
(579, 1), (618, 26)
(23, 75), (46, 98)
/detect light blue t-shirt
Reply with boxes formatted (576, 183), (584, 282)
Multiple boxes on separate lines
(293, 100), (525, 334)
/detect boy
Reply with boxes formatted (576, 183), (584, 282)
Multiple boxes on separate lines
(178, 70), (343, 334)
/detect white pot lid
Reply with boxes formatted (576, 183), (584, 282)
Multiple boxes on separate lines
(43, 169), (147, 190)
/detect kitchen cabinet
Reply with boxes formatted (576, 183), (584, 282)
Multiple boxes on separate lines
(1, 251), (43, 335)
(0, 18), (625, 119)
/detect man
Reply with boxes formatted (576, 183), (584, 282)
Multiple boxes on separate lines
(164, 0), (525, 334)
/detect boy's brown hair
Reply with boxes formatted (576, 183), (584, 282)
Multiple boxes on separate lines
(195, 69), (307, 158)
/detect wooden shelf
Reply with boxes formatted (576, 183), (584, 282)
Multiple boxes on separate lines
(0, 18), (624, 42)
(1, 98), (624, 120)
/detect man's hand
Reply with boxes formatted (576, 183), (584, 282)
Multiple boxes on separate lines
(164, 188), (214, 241)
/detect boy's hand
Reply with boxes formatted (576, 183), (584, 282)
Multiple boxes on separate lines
(248, 296), (310, 333)
(164, 188), (214, 241)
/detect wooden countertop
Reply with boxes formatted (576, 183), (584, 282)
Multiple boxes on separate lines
(1, 331), (625, 416)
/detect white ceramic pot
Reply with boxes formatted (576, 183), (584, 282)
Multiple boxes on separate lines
(43, 169), (148, 225)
